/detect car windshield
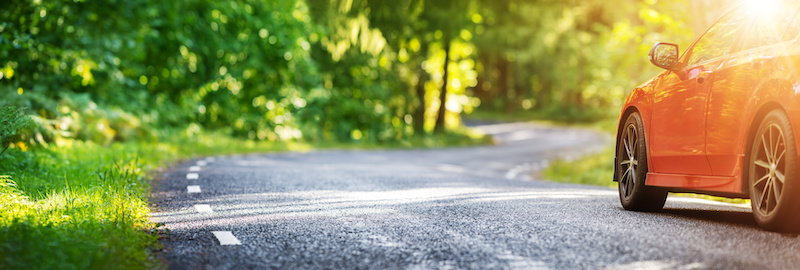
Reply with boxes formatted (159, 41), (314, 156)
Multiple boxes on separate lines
(685, 0), (800, 66)
(740, 1), (800, 51)
(685, 6), (749, 67)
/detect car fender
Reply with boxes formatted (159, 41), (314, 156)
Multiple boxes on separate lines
(740, 75), (800, 193)
(614, 76), (659, 181)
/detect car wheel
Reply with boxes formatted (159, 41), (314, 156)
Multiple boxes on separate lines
(617, 112), (667, 211)
(748, 110), (800, 232)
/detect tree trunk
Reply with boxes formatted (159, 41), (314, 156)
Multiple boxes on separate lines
(496, 57), (509, 112)
(535, 73), (551, 110)
(574, 54), (585, 109)
(413, 42), (431, 135)
(434, 41), (451, 133)
(506, 63), (526, 114)
(413, 69), (427, 134)
(512, 77), (526, 114)
(474, 53), (491, 102)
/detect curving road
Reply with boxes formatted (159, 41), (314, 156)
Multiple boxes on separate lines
(152, 122), (800, 270)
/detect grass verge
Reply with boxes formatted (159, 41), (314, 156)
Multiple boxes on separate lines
(0, 129), (488, 269)
(541, 146), (616, 188)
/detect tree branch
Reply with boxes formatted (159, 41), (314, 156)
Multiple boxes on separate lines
(0, 145), (9, 158)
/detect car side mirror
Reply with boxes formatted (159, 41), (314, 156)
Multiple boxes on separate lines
(648, 42), (680, 70)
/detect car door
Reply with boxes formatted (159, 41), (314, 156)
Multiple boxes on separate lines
(705, 4), (800, 176)
(649, 6), (749, 175)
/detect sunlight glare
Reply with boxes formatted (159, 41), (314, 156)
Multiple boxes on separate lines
(747, 0), (782, 16)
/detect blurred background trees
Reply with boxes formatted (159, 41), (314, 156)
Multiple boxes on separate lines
(1, 0), (737, 146)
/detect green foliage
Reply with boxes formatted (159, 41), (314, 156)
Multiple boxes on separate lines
(0, 106), (32, 156)
(6, 0), (696, 141)
(470, 0), (696, 121)
(0, 175), (20, 199)
(309, 0), (482, 134)
(1, 0), (436, 146)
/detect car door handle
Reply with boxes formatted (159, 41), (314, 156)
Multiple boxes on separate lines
(697, 73), (712, 84)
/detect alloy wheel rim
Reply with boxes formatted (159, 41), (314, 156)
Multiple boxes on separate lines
(752, 123), (786, 215)
(620, 123), (639, 199)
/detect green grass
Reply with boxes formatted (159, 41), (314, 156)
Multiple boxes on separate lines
(540, 145), (617, 188)
(0, 128), (489, 269)
(0, 142), (167, 269)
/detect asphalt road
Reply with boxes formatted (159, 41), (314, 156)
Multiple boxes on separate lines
(152, 122), (800, 270)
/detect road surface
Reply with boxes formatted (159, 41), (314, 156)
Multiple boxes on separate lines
(152, 122), (800, 269)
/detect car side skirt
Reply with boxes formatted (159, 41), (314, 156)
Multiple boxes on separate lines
(645, 172), (743, 194)
(662, 188), (749, 199)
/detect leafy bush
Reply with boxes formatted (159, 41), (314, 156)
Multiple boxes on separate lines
(0, 106), (32, 157)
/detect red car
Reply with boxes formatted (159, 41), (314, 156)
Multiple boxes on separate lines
(615, 0), (800, 232)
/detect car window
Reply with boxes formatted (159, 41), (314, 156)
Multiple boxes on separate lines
(783, 19), (800, 41)
(781, 7), (800, 41)
(741, 3), (800, 50)
(685, 7), (749, 67)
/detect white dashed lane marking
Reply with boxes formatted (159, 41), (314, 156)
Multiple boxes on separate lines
(194, 204), (213, 213)
(187, 185), (202, 193)
(212, 231), (242, 245)
(188, 166), (201, 172)
(186, 173), (199, 180)
(196, 161), (208, 167)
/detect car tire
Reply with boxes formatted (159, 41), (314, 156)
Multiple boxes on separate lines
(617, 112), (668, 211)
(748, 110), (800, 232)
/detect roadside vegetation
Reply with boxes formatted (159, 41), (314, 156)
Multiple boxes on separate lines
(542, 146), (616, 188)
(1, 0), (740, 268)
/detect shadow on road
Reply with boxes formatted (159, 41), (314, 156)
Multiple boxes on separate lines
(659, 208), (758, 229)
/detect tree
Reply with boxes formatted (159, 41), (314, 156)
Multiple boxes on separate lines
(423, 0), (473, 133)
